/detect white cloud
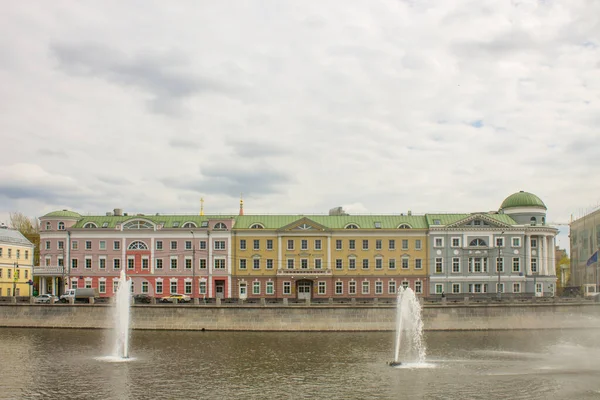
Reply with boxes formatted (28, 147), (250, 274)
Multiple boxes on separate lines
(0, 0), (598, 250)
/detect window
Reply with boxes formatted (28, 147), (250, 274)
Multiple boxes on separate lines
(315, 259), (322, 269)
(253, 259), (260, 270)
(301, 240), (308, 250)
(58, 241), (64, 250)
(266, 259), (274, 269)
(185, 282), (192, 294)
(185, 241), (192, 250)
(72, 241), (78, 250)
(45, 241), (50, 250)
(58, 257), (63, 267)
(266, 240), (273, 250)
(375, 240), (382, 250)
(530, 217), (537, 226)
(336, 240), (342, 250)
(512, 258), (520, 272)
(214, 241), (225, 250)
(199, 282), (207, 295)
(171, 241), (178, 250)
(170, 258), (178, 269)
(415, 281), (422, 294)
(45, 221), (51, 230)
(240, 240), (247, 250)
(185, 258), (192, 269)
(496, 258), (504, 273)
(99, 258), (106, 269)
(170, 281), (177, 294)
(114, 241), (120, 250)
(375, 258), (383, 269)
(283, 282), (291, 295)
(156, 241), (163, 250)
(513, 283), (521, 293)
(497, 283), (504, 293)
(468, 257), (487, 273)
(349, 281), (357, 294)
(512, 237), (521, 247)
(435, 258), (443, 273)
(287, 259), (295, 269)
(85, 241), (92, 250)
(335, 281), (343, 295)
(415, 240), (422, 250)
(318, 282), (326, 295)
(114, 259), (121, 269)
(434, 238), (443, 247)
(452, 258), (460, 273)
(389, 259), (396, 269)
(253, 282), (261, 295)
(469, 238), (486, 247)
(435, 284), (443, 294)
(349, 240), (356, 250)
(99, 281), (106, 294)
(86, 258), (92, 269)
(389, 239), (396, 250)
(362, 281), (370, 294)
(496, 238), (504, 247)
(142, 282), (149, 293)
(451, 238), (460, 247)
(99, 241), (106, 250)
(200, 259), (207, 269)
(362, 259), (369, 269)
(531, 238), (538, 248)
(388, 281), (396, 294)
(398, 224), (411, 229)
(402, 280), (409, 289)
(200, 241), (207, 250)
(156, 259), (163, 269)
(402, 258), (409, 269)
(301, 259), (308, 269)
(335, 259), (343, 269)
(362, 240), (369, 250)
(315, 239), (322, 250)
(58, 222), (65, 230)
(349, 258), (356, 269)
(415, 259), (422, 269)
(123, 220), (154, 230)
(156, 281), (163, 294)
(375, 281), (383, 294)
(287, 240), (294, 250)
(452, 283), (460, 294)
(346, 224), (359, 229)
(239, 259), (247, 269)
(182, 222), (196, 228)
(250, 223), (264, 229)
(214, 222), (227, 230)
(16, 249), (20, 259)
(72, 259), (78, 269)
(266, 281), (274, 295)
(142, 258), (148, 269)
(531, 258), (538, 273)
(128, 241), (148, 250)
(402, 239), (409, 250)
(253, 239), (260, 250)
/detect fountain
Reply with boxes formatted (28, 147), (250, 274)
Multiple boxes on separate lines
(389, 287), (426, 367)
(113, 269), (131, 359)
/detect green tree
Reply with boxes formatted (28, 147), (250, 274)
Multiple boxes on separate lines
(9, 212), (40, 266)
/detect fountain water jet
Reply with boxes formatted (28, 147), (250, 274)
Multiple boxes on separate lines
(390, 287), (426, 366)
(113, 269), (131, 359)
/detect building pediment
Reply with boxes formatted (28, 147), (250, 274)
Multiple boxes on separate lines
(446, 213), (513, 229)
(277, 217), (330, 232)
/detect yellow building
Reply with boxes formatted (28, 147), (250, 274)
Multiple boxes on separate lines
(232, 215), (429, 300)
(0, 226), (34, 297)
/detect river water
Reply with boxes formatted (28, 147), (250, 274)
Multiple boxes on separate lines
(1, 328), (600, 399)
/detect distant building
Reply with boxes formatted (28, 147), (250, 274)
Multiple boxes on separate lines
(0, 225), (34, 297)
(569, 208), (600, 291)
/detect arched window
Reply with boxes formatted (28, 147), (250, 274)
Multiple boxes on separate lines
(345, 224), (359, 229)
(128, 241), (148, 250)
(83, 222), (98, 228)
(541, 217), (545, 225)
(45, 222), (51, 230)
(182, 222), (197, 228)
(214, 222), (227, 230)
(58, 222), (65, 230)
(250, 223), (264, 229)
(123, 220), (154, 230)
(469, 238), (487, 247)
(530, 217), (537, 226)
(398, 224), (412, 229)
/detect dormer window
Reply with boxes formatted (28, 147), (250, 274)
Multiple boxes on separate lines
(58, 222), (65, 230)
(201, 221), (209, 228)
(398, 224), (411, 229)
(45, 222), (51, 230)
(182, 222), (197, 228)
(173, 221), (180, 228)
(250, 223), (264, 229)
(83, 222), (97, 229)
(530, 217), (537, 226)
(345, 224), (359, 229)
(214, 222), (227, 230)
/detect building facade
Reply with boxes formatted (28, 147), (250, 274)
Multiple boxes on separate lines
(34, 191), (558, 300)
(0, 226), (34, 297)
(569, 208), (600, 292)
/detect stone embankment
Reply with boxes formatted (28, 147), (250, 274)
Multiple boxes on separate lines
(1, 300), (599, 331)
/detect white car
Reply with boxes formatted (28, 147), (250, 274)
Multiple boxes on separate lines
(34, 294), (59, 304)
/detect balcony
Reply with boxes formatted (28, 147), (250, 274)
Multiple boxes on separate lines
(33, 266), (64, 276)
(277, 268), (332, 277)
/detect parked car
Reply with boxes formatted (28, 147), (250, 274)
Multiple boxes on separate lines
(161, 294), (191, 303)
(34, 294), (59, 304)
(133, 294), (153, 304)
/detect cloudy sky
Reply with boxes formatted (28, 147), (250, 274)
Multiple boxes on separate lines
(1, 0), (599, 248)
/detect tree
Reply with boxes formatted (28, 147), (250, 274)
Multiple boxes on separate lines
(9, 212), (38, 234)
(556, 253), (571, 295)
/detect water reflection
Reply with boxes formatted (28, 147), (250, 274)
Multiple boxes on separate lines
(1, 329), (600, 399)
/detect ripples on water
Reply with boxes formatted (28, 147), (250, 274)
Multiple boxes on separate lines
(1, 329), (600, 399)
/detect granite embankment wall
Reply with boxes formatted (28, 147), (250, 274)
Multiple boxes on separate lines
(2, 302), (600, 331)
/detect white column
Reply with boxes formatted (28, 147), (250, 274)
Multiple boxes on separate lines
(327, 236), (331, 270)
(278, 236), (282, 270)
(545, 236), (551, 275)
(525, 234), (531, 275)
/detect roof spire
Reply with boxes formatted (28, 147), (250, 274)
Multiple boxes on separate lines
(200, 198), (204, 216)
(239, 193), (244, 216)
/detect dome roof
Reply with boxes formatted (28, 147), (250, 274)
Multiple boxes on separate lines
(42, 210), (82, 218)
(500, 191), (546, 210)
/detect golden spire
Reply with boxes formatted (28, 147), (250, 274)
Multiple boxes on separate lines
(200, 197), (204, 216)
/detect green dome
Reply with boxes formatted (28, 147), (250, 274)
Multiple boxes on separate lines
(42, 210), (82, 218)
(500, 191), (546, 210)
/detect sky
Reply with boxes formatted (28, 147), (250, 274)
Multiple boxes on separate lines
(1, 0), (599, 250)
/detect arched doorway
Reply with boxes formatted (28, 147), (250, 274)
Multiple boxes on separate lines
(296, 280), (313, 300)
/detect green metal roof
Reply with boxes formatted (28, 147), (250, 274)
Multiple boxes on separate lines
(500, 191), (547, 210)
(72, 215), (236, 229)
(42, 210), (82, 218)
(426, 213), (516, 226)
(233, 215), (429, 229)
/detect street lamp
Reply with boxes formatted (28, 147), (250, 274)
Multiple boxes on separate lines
(191, 231), (196, 300)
